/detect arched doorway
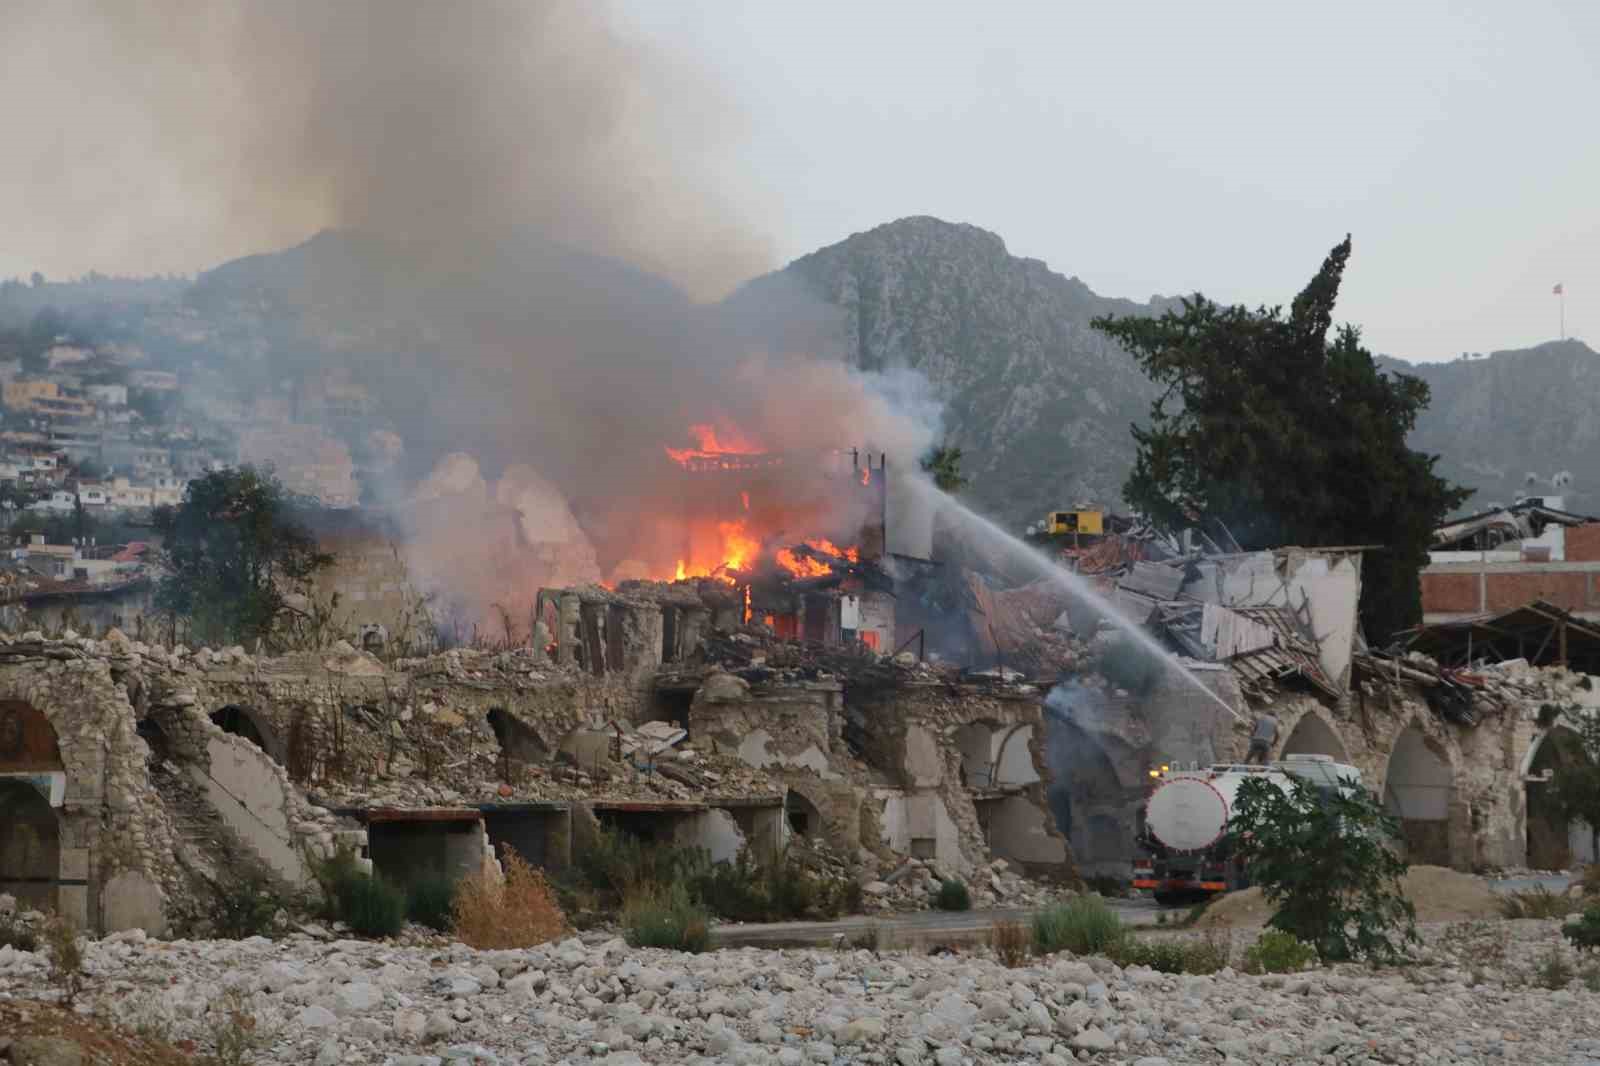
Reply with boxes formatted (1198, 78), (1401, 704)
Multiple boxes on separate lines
(1526, 726), (1589, 869)
(786, 790), (822, 838)
(1384, 726), (1453, 866)
(0, 701), (66, 915)
(210, 706), (283, 765)
(1280, 712), (1349, 762)
(0, 780), (59, 912)
(953, 721), (998, 788)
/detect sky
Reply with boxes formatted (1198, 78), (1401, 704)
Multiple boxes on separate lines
(4, 0), (1597, 363)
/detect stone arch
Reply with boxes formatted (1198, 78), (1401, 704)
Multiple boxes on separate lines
(0, 701), (67, 917)
(953, 720), (1000, 788)
(1525, 726), (1590, 869)
(486, 707), (550, 766)
(210, 705), (284, 765)
(1278, 708), (1350, 762)
(991, 723), (1040, 788)
(0, 778), (60, 913)
(1384, 723), (1455, 866)
(786, 789), (822, 838)
(1050, 722), (1137, 877)
(135, 717), (173, 765)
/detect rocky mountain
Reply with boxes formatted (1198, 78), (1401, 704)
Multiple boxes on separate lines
(735, 218), (1600, 528)
(1381, 339), (1600, 516)
(725, 217), (1171, 531)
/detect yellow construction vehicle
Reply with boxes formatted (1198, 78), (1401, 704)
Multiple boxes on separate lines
(1044, 510), (1103, 536)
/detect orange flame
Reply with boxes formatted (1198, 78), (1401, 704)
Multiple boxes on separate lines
(665, 422), (765, 465)
(860, 468), (870, 486)
(673, 518), (759, 584)
(775, 538), (861, 578)
(740, 490), (750, 511)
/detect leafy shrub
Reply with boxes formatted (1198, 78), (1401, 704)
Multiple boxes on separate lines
(1228, 775), (1418, 962)
(577, 826), (707, 903)
(337, 875), (406, 938)
(205, 871), (285, 939)
(1563, 907), (1600, 951)
(623, 884), (711, 953)
(42, 912), (85, 1005)
(451, 849), (566, 949)
(1033, 896), (1124, 956)
(1241, 930), (1317, 974)
(0, 913), (39, 952)
(405, 873), (457, 932)
(1110, 930), (1230, 974)
(990, 919), (1029, 968)
(1536, 944), (1575, 989)
(315, 849), (405, 938)
(1497, 885), (1578, 919)
(690, 847), (856, 923)
(936, 879), (971, 912)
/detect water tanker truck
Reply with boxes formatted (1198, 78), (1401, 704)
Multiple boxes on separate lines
(1132, 753), (1364, 904)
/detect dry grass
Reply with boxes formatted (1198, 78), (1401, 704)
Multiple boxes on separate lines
(450, 848), (567, 949)
(1581, 864), (1600, 897)
(1, 1000), (196, 1066)
(989, 919), (1030, 968)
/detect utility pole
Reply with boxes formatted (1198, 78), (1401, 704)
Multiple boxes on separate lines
(1556, 282), (1566, 340)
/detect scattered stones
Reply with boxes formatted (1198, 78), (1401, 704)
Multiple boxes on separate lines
(2, 915), (1597, 1065)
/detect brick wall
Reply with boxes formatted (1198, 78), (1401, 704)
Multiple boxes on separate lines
(1567, 523), (1600, 562)
(1422, 572), (1481, 614)
(1485, 571), (1591, 612)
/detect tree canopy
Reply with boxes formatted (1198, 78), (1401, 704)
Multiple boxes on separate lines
(920, 444), (968, 494)
(1092, 237), (1469, 644)
(153, 467), (333, 647)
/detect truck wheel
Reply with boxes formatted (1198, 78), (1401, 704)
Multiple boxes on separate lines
(1152, 891), (1184, 907)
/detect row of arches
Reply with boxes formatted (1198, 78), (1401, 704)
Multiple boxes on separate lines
(1043, 702), (1583, 875)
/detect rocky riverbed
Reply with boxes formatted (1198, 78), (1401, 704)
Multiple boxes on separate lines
(4, 918), (1600, 1066)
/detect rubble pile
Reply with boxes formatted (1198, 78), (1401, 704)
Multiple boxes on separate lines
(863, 857), (1074, 914)
(3, 915), (1599, 1066)
(1356, 650), (1600, 728)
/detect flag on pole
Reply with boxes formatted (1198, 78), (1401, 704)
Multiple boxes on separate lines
(1554, 283), (1565, 295)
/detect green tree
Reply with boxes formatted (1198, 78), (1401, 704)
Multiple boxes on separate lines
(1092, 237), (1470, 644)
(1548, 711), (1600, 861)
(153, 467), (332, 646)
(920, 444), (968, 493)
(1227, 775), (1418, 963)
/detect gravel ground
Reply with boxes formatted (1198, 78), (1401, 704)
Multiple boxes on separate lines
(3, 917), (1600, 1066)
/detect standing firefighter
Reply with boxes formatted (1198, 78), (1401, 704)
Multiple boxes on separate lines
(1245, 712), (1279, 764)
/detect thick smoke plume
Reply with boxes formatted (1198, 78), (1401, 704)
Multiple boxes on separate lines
(4, 1), (770, 298)
(7, 2), (941, 631)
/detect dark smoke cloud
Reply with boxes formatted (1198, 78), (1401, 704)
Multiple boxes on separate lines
(3, 0), (771, 298)
(6, 1), (942, 628)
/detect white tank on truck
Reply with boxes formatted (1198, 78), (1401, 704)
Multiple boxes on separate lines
(1132, 754), (1363, 904)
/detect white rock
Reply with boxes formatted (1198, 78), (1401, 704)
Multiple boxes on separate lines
(394, 1008), (426, 1041)
(338, 981), (383, 1012)
(1070, 1026), (1115, 1052)
(314, 1039), (341, 1066)
(299, 1004), (338, 1029)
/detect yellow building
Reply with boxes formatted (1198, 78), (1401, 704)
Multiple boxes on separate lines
(2, 379), (60, 411)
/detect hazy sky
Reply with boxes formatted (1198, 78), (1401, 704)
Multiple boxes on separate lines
(5, 0), (1596, 363)
(619, 0), (1600, 362)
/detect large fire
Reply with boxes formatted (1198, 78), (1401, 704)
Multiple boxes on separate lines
(775, 538), (860, 579)
(664, 422), (775, 470)
(634, 423), (868, 589)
